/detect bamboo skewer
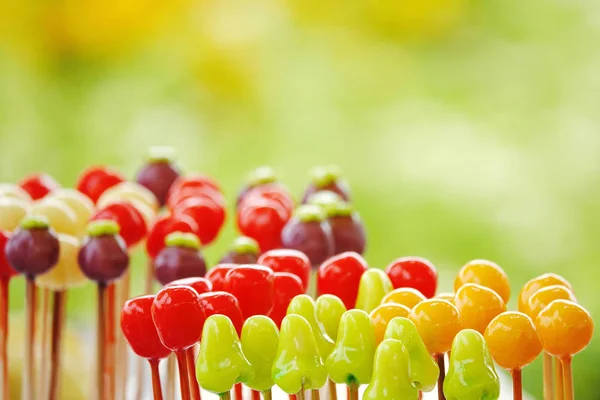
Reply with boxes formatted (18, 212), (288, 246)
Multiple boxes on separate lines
(348, 383), (359, 400)
(23, 278), (37, 400)
(175, 350), (191, 400)
(97, 283), (107, 400)
(47, 291), (66, 400)
(0, 278), (9, 400)
(185, 347), (201, 400)
(543, 353), (553, 400)
(116, 271), (131, 400)
(166, 354), (177, 400)
(149, 359), (164, 400)
(512, 369), (522, 400)
(561, 357), (574, 400)
(436, 354), (446, 400)
(555, 357), (564, 400)
(39, 287), (51, 397)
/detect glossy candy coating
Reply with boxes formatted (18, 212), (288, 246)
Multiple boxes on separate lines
(484, 311), (542, 370)
(286, 294), (334, 358)
(384, 317), (439, 392)
(363, 339), (417, 400)
(240, 184), (294, 220)
(271, 314), (327, 394)
(236, 166), (278, 206)
(444, 329), (500, 400)
(270, 272), (304, 327)
(6, 216), (60, 277)
(436, 292), (455, 303)
(317, 251), (368, 309)
(518, 273), (572, 313)
(91, 201), (147, 248)
(153, 232), (207, 286)
(152, 285), (205, 350)
(197, 291), (245, 335)
(0, 183), (32, 202)
(197, 315), (254, 395)
(146, 214), (199, 259)
(240, 315), (280, 391)
(525, 285), (576, 321)
(219, 236), (259, 264)
(454, 260), (510, 303)
(302, 165), (351, 204)
(78, 220), (129, 283)
(370, 303), (411, 345)
(174, 196), (226, 246)
(135, 146), (181, 206)
(237, 197), (288, 252)
(48, 189), (95, 236)
(315, 294), (347, 341)
(120, 295), (171, 360)
(385, 257), (437, 298)
(29, 197), (80, 237)
(168, 174), (222, 205)
(165, 277), (212, 295)
(0, 231), (17, 280)
(454, 283), (506, 334)
(76, 166), (125, 203)
(409, 299), (463, 355)
(97, 181), (159, 214)
(167, 185), (226, 212)
(258, 249), (311, 292)
(19, 173), (60, 200)
(326, 309), (376, 385)
(382, 287), (426, 309)
(281, 205), (334, 267)
(327, 203), (366, 255)
(205, 264), (237, 292)
(355, 268), (393, 313)
(534, 300), (594, 358)
(0, 197), (29, 231)
(37, 234), (87, 291)
(225, 264), (275, 319)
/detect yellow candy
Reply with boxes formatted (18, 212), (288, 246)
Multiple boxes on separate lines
(37, 234), (87, 291)
(29, 198), (79, 237)
(518, 273), (572, 313)
(0, 196), (29, 231)
(409, 299), (463, 355)
(97, 182), (159, 213)
(454, 259), (511, 303)
(0, 184), (31, 202)
(454, 284), (506, 334)
(48, 189), (95, 229)
(382, 288), (426, 309)
(435, 292), (455, 303)
(525, 285), (576, 321)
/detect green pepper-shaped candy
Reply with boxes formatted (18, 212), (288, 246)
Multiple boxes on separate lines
(272, 314), (328, 394)
(355, 269), (393, 313)
(287, 294), (334, 358)
(326, 309), (376, 385)
(363, 339), (418, 400)
(196, 315), (254, 396)
(316, 294), (347, 341)
(383, 317), (439, 392)
(240, 315), (279, 392)
(443, 329), (500, 400)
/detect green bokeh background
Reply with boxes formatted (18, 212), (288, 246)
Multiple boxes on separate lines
(1, 0), (598, 398)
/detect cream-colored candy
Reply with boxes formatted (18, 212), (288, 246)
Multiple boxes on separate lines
(47, 189), (95, 236)
(0, 184), (32, 202)
(37, 234), (87, 290)
(97, 182), (159, 213)
(0, 196), (29, 231)
(29, 198), (80, 237)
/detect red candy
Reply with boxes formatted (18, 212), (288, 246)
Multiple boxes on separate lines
(269, 272), (304, 327)
(146, 214), (199, 259)
(225, 265), (275, 319)
(167, 175), (224, 210)
(166, 277), (213, 295)
(120, 295), (171, 360)
(168, 175), (222, 200)
(173, 196), (226, 246)
(197, 291), (245, 335)
(257, 249), (311, 292)
(151, 286), (206, 351)
(385, 257), (438, 299)
(239, 185), (294, 219)
(205, 264), (237, 291)
(317, 251), (368, 309)
(76, 166), (125, 203)
(91, 202), (147, 248)
(0, 231), (17, 280)
(19, 173), (60, 200)
(236, 198), (289, 252)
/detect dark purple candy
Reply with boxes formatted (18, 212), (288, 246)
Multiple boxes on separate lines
(154, 246), (207, 286)
(78, 234), (130, 283)
(281, 206), (334, 268)
(219, 251), (258, 265)
(6, 226), (60, 278)
(329, 213), (366, 255)
(136, 159), (180, 207)
(301, 166), (351, 204)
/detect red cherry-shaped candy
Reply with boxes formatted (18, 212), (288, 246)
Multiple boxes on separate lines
(237, 166), (279, 206)
(166, 277), (212, 295)
(219, 237), (260, 265)
(385, 257), (438, 299)
(301, 165), (351, 204)
(76, 166), (125, 203)
(120, 295), (171, 360)
(135, 147), (181, 207)
(197, 291), (245, 335)
(0, 231), (18, 280)
(173, 196), (226, 246)
(257, 249), (311, 292)
(326, 202), (366, 255)
(269, 272), (304, 327)
(146, 214), (199, 260)
(153, 232), (207, 286)
(205, 264), (237, 291)
(239, 184), (294, 219)
(317, 251), (368, 309)
(151, 285), (206, 350)
(78, 220), (130, 283)
(281, 205), (334, 267)
(91, 202), (147, 248)
(167, 186), (226, 211)
(237, 197), (289, 252)
(168, 174), (222, 201)
(19, 173), (60, 200)
(225, 265), (275, 319)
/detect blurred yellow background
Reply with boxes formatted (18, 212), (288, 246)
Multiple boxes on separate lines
(1, 0), (599, 397)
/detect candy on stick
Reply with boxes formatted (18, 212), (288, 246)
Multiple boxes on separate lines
(205, 264), (237, 292)
(153, 232), (207, 286)
(382, 287), (426, 309)
(19, 173), (60, 200)
(167, 175), (225, 211)
(97, 181), (159, 214)
(91, 201), (148, 248)
(225, 264), (275, 319)
(197, 292), (244, 336)
(384, 317), (439, 392)
(47, 188), (95, 237)
(174, 196), (226, 246)
(29, 197), (80, 237)
(317, 252), (368, 309)
(326, 310), (376, 399)
(237, 166), (279, 206)
(219, 236), (260, 264)
(454, 283), (506, 334)
(166, 277), (212, 295)
(6, 216), (60, 400)
(306, 191), (343, 214)
(444, 329), (500, 400)
(435, 292), (455, 303)
(270, 272), (304, 327)
(237, 196), (290, 252)
(241, 184), (295, 220)
(302, 165), (351, 204)
(409, 299), (463, 400)
(0, 231), (16, 400)
(272, 315), (327, 398)
(0, 196), (29, 231)
(135, 146), (181, 206)
(76, 166), (125, 203)
(363, 339), (417, 400)
(454, 260), (510, 303)
(385, 257), (437, 299)
(322, 202), (366, 256)
(315, 294), (346, 342)
(0, 183), (32, 201)
(196, 315), (253, 399)
(121, 295), (172, 400)
(370, 303), (411, 345)
(534, 300), (593, 400)
(355, 269), (393, 313)
(258, 249), (311, 293)
(240, 316), (279, 398)
(281, 205), (334, 267)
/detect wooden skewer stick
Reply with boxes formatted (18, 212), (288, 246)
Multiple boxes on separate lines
(234, 383), (243, 400)
(436, 354), (446, 400)
(0, 278), (10, 400)
(47, 290), (66, 400)
(116, 271), (131, 400)
(97, 283), (107, 400)
(135, 260), (156, 400)
(24, 277), (38, 400)
(175, 350), (191, 400)
(555, 357), (564, 400)
(105, 284), (117, 400)
(38, 287), (51, 397)
(296, 384), (306, 400)
(328, 379), (337, 400)
(561, 356), (574, 400)
(262, 389), (272, 400)
(221, 392), (231, 400)
(543, 353), (553, 400)
(185, 347), (201, 400)
(165, 354), (177, 400)
(252, 390), (261, 400)
(511, 369), (522, 400)
(149, 359), (164, 400)
(311, 389), (321, 400)
(348, 383), (359, 400)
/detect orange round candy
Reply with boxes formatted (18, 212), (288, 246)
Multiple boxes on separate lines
(484, 311), (542, 370)
(381, 287), (426, 309)
(435, 292), (455, 303)
(454, 259), (510, 303)
(454, 283), (506, 334)
(525, 285), (576, 320)
(409, 299), (462, 355)
(534, 300), (593, 358)
(518, 273), (572, 313)
(370, 303), (411, 344)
